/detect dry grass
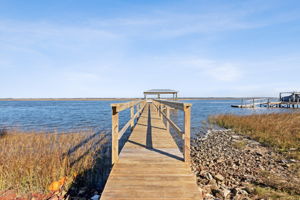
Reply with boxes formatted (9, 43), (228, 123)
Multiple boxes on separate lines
(257, 170), (300, 195)
(0, 129), (108, 195)
(252, 185), (300, 200)
(209, 112), (300, 159)
(232, 140), (248, 149)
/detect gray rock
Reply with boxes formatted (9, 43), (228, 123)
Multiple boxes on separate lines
(214, 174), (224, 182)
(222, 188), (231, 198)
(191, 129), (297, 199)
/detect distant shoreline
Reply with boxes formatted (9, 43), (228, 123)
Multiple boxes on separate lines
(0, 97), (275, 101)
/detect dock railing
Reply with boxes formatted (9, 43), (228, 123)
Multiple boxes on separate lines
(111, 100), (146, 164)
(152, 99), (192, 163)
(238, 98), (281, 108)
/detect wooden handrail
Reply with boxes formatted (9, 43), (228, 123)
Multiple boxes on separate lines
(111, 100), (146, 164)
(152, 102), (183, 137)
(154, 99), (191, 111)
(153, 99), (192, 163)
(118, 104), (144, 139)
(111, 100), (144, 112)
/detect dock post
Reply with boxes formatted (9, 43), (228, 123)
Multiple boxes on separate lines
(137, 104), (140, 117)
(112, 106), (119, 165)
(161, 104), (163, 120)
(166, 106), (170, 132)
(130, 106), (134, 130)
(252, 98), (255, 108)
(158, 103), (161, 118)
(184, 105), (191, 163)
(160, 105), (164, 120)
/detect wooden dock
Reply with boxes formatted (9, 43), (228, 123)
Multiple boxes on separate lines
(231, 98), (300, 109)
(100, 100), (200, 200)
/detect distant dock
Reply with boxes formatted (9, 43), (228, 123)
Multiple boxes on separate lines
(232, 98), (300, 109)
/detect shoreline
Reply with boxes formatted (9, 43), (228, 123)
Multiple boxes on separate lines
(0, 97), (275, 101)
(0, 98), (140, 101)
(191, 129), (300, 199)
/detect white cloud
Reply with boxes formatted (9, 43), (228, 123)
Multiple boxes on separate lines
(174, 57), (243, 82)
(208, 64), (242, 81)
(64, 72), (100, 82)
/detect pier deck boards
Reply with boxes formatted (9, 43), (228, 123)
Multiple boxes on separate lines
(100, 103), (200, 200)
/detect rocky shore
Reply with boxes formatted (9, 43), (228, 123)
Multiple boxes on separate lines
(191, 129), (300, 200)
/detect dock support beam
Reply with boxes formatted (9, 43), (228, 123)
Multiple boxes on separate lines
(112, 107), (119, 165)
(184, 105), (191, 163)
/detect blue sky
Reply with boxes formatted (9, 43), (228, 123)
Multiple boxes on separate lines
(0, 0), (300, 98)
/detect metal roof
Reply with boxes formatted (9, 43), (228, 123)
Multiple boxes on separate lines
(144, 89), (178, 93)
(280, 91), (300, 95)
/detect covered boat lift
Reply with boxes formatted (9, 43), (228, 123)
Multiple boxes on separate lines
(143, 89), (178, 100)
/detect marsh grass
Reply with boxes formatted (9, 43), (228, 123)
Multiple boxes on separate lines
(232, 140), (248, 149)
(209, 112), (300, 159)
(0, 129), (108, 195)
(252, 185), (300, 200)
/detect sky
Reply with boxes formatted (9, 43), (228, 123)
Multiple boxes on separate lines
(0, 0), (300, 98)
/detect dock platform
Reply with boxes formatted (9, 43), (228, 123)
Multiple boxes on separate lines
(100, 102), (200, 200)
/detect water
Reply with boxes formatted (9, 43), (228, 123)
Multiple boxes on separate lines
(171, 99), (295, 137)
(0, 100), (127, 132)
(0, 99), (295, 136)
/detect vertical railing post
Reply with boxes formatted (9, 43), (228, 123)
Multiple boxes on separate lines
(161, 105), (164, 120)
(166, 106), (170, 132)
(184, 105), (191, 163)
(137, 104), (140, 117)
(130, 106), (134, 130)
(112, 106), (119, 165)
(159, 103), (161, 118)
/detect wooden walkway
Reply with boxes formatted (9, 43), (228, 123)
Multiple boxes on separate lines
(101, 103), (200, 200)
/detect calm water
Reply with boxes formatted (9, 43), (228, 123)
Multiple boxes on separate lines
(0, 100), (294, 136)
